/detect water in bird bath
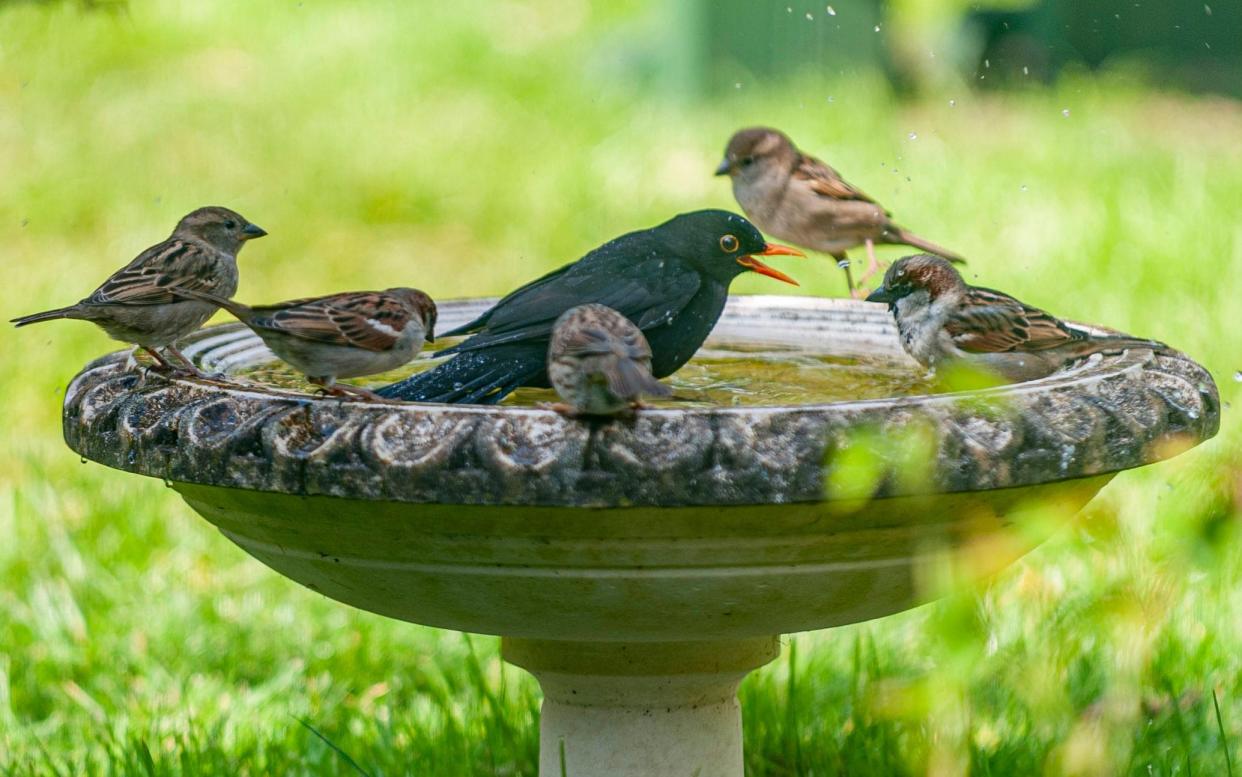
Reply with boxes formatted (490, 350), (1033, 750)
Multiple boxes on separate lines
(238, 338), (937, 407)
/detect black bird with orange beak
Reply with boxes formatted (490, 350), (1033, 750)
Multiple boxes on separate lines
(380, 210), (802, 404)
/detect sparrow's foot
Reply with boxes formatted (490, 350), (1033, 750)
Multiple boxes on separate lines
(316, 384), (386, 402)
(855, 239), (887, 288)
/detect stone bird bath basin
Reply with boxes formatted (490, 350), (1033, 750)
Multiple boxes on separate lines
(62, 296), (1219, 777)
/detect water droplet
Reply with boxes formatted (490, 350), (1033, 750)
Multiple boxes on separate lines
(734, 82), (743, 89)
(874, 24), (881, 32)
(1061, 108), (1071, 117)
(1205, 3), (1212, 14)
(948, 99), (957, 107)
(907, 132), (917, 140)
(984, 58), (990, 68)
(1233, 370), (1242, 382)
(827, 95), (835, 103)
(1022, 65), (1029, 75)
(805, 12), (814, 20)
(826, 4), (836, 14)
(786, 6), (792, 12)
(1020, 184), (1028, 192)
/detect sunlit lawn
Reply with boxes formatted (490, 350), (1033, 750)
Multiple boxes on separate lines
(1, 1), (1239, 774)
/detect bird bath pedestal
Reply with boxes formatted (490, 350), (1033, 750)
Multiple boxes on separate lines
(62, 297), (1219, 777)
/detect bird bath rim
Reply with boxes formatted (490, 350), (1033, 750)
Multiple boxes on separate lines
(62, 295), (1220, 508)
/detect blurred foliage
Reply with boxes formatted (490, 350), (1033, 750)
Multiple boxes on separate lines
(0, 0), (1240, 774)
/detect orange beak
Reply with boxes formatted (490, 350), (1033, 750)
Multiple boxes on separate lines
(737, 243), (803, 286)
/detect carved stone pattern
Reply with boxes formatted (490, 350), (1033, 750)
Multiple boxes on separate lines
(62, 315), (1220, 508)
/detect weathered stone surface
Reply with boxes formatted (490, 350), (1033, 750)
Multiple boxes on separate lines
(62, 297), (1219, 507)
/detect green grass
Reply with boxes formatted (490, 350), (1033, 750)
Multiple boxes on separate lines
(1, 1), (1240, 774)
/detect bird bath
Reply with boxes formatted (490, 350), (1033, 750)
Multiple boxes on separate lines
(62, 296), (1218, 777)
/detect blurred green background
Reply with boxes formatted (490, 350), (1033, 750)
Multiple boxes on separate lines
(1, 0), (1239, 774)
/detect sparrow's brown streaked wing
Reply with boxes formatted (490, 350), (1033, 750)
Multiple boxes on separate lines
(256, 293), (412, 352)
(87, 240), (228, 306)
(559, 322), (652, 361)
(946, 288), (1084, 353)
(794, 153), (879, 205)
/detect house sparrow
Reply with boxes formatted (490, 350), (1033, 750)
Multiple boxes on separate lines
(545, 303), (672, 416)
(715, 126), (964, 295)
(865, 254), (1166, 382)
(171, 287), (437, 401)
(378, 210), (802, 404)
(11, 206), (265, 374)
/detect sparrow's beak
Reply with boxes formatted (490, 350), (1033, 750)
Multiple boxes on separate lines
(864, 286), (895, 303)
(714, 158), (733, 176)
(241, 223), (268, 240)
(425, 328), (435, 344)
(737, 253), (799, 286)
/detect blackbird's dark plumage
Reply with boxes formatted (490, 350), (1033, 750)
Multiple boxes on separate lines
(546, 304), (672, 416)
(379, 210), (801, 404)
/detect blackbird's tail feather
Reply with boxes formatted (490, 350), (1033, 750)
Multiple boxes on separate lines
(606, 357), (671, 400)
(377, 345), (546, 404)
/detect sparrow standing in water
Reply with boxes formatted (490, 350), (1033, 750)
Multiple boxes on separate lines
(379, 210), (802, 404)
(545, 304), (672, 417)
(715, 127), (963, 295)
(173, 287), (436, 400)
(11, 207), (266, 374)
(865, 254), (1165, 382)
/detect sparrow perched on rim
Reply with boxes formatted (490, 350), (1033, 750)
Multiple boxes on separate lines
(715, 126), (964, 295)
(865, 254), (1166, 382)
(545, 304), (673, 417)
(171, 287), (437, 400)
(379, 209), (802, 404)
(11, 207), (266, 374)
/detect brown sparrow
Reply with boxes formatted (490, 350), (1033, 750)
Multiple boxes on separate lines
(545, 303), (672, 416)
(715, 127), (964, 295)
(865, 254), (1165, 382)
(173, 287), (437, 400)
(11, 207), (266, 374)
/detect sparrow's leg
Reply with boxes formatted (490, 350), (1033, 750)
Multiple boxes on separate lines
(855, 238), (887, 290)
(140, 346), (191, 375)
(831, 252), (857, 297)
(309, 376), (385, 402)
(161, 345), (211, 379)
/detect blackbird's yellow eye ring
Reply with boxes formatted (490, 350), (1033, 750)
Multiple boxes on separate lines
(720, 234), (739, 253)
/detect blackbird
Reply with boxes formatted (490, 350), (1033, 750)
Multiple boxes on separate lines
(379, 209), (801, 404)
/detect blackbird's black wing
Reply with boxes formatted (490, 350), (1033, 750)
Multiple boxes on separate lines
(442, 263), (574, 338)
(445, 256), (702, 354)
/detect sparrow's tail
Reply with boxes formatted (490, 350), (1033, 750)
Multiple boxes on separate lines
(605, 357), (672, 401)
(883, 225), (966, 264)
(377, 343), (547, 404)
(11, 304), (85, 327)
(166, 287), (251, 320)
(1068, 334), (1171, 358)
